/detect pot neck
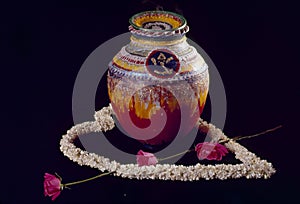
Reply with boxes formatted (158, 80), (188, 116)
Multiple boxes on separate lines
(130, 33), (187, 47)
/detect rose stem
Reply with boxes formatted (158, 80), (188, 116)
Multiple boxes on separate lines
(219, 125), (283, 143)
(63, 172), (112, 187)
(158, 150), (193, 162)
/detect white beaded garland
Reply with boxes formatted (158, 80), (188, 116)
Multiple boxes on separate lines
(59, 104), (276, 181)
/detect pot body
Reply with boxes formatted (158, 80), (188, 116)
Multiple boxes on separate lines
(107, 11), (209, 146)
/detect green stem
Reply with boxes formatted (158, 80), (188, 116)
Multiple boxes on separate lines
(158, 150), (193, 161)
(219, 125), (282, 143)
(63, 172), (112, 187)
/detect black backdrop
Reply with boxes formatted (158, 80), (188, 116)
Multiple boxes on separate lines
(1, 0), (299, 203)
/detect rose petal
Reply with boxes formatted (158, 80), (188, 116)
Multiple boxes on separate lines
(136, 150), (158, 166)
(44, 173), (56, 180)
(43, 173), (61, 200)
(147, 156), (158, 165)
(195, 142), (228, 161)
(216, 144), (228, 155)
(51, 191), (61, 201)
(137, 150), (146, 156)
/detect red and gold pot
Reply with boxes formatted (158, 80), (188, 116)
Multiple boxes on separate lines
(107, 11), (209, 147)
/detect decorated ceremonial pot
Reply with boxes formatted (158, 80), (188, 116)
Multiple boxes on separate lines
(107, 11), (209, 147)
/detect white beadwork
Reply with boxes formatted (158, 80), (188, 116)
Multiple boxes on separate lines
(59, 105), (276, 181)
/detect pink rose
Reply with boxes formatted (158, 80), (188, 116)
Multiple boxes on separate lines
(136, 150), (158, 166)
(195, 142), (228, 161)
(44, 173), (61, 201)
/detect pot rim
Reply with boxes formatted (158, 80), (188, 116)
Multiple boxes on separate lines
(129, 10), (187, 33)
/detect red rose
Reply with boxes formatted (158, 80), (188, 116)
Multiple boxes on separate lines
(195, 142), (228, 161)
(136, 150), (158, 166)
(44, 173), (61, 201)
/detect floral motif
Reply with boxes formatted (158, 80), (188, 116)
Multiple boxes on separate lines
(195, 142), (228, 161)
(44, 173), (61, 201)
(136, 150), (158, 166)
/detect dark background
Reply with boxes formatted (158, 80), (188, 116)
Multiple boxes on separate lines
(1, 0), (299, 203)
